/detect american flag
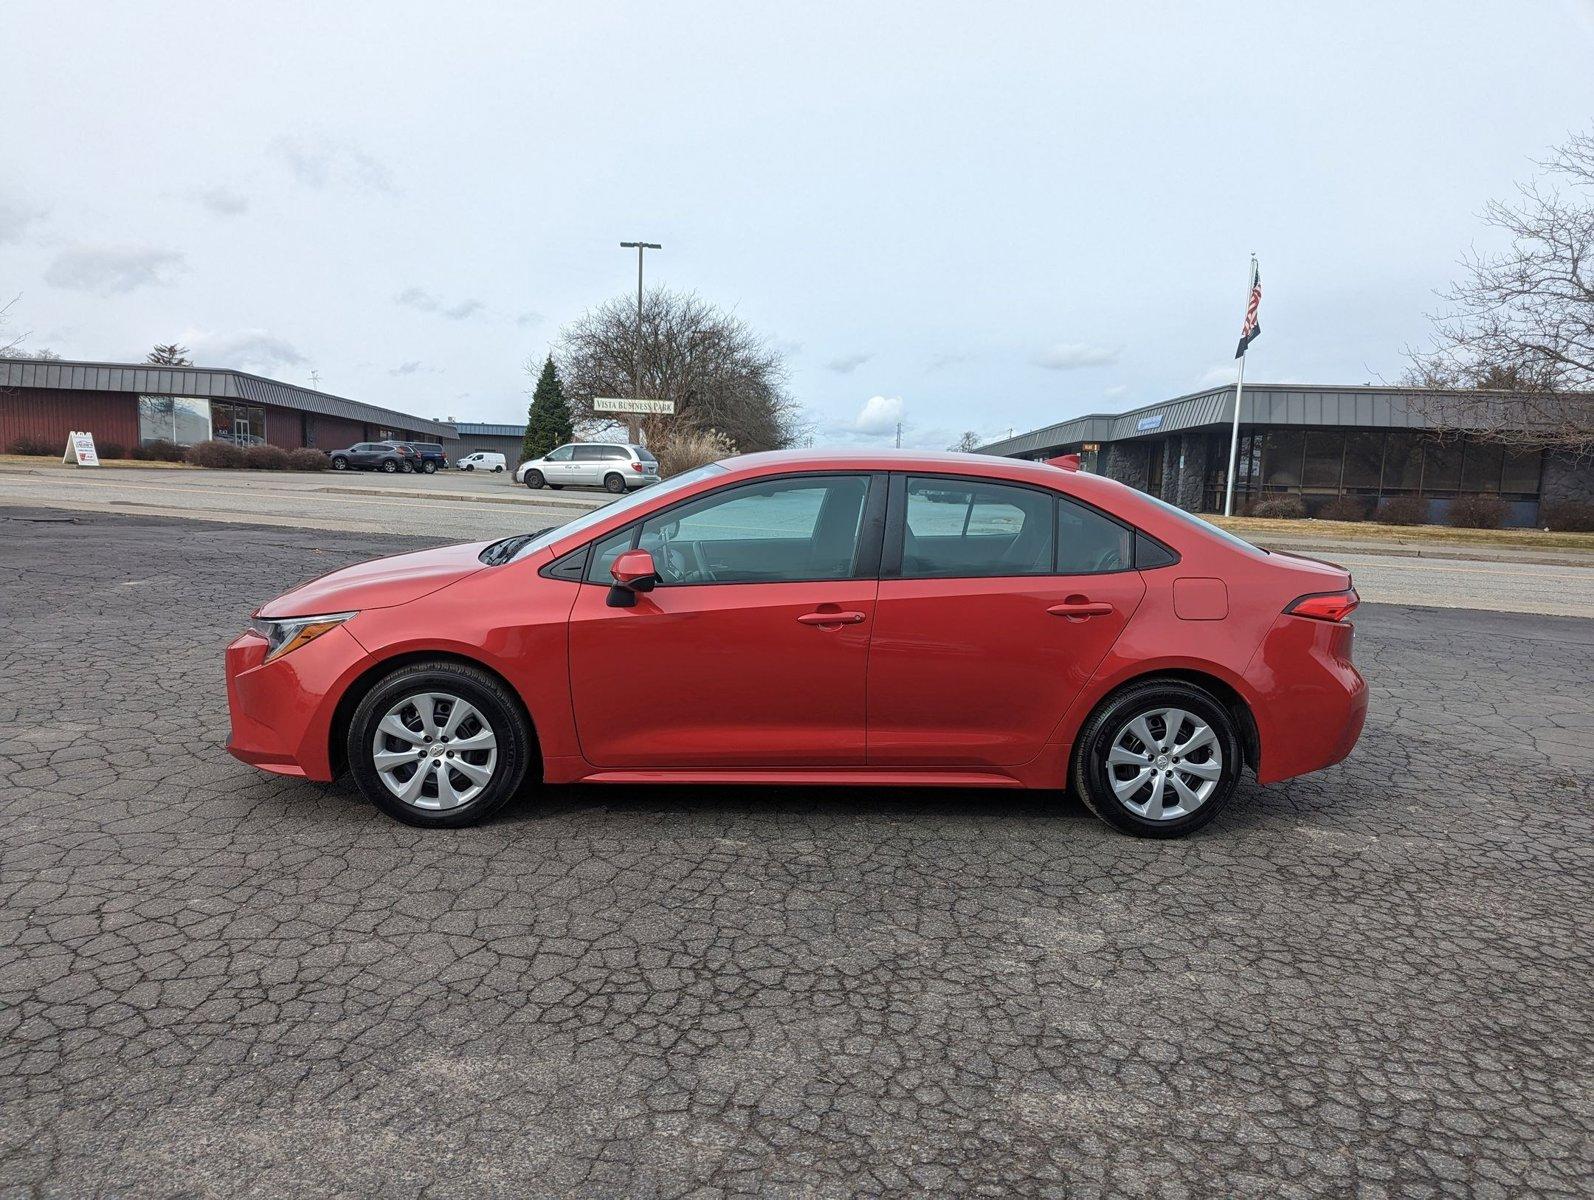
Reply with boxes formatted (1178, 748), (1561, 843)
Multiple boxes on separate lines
(1235, 259), (1261, 359)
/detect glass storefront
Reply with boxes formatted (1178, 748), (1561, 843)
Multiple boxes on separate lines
(138, 396), (212, 446)
(1204, 427), (1544, 513)
(212, 402), (266, 446)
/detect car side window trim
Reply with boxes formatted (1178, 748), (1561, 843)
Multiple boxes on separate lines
(575, 471), (886, 587)
(882, 471), (1147, 580)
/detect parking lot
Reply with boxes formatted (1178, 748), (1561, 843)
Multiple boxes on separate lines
(1, 506), (1591, 1198)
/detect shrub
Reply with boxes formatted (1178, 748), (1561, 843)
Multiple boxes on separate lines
(6, 434), (55, 456)
(1317, 495), (1368, 523)
(1248, 495), (1307, 520)
(286, 447), (331, 472)
(131, 439), (185, 462)
(96, 441), (126, 460)
(1446, 494), (1507, 529)
(1541, 500), (1594, 532)
(185, 439), (247, 469)
(651, 427), (738, 477)
(1378, 496), (1426, 526)
(243, 443), (291, 470)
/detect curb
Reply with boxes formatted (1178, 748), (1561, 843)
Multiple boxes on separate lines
(1257, 540), (1594, 568)
(315, 485), (610, 511)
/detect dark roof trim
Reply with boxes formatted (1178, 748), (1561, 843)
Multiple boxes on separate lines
(975, 383), (1583, 457)
(450, 422), (527, 437)
(0, 357), (459, 440)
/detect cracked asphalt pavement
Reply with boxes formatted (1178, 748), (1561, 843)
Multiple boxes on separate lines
(2, 508), (1591, 1198)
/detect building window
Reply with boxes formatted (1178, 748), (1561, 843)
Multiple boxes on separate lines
(1501, 448), (1542, 496)
(1302, 431), (1345, 491)
(211, 402), (266, 446)
(1260, 430), (1305, 489)
(1342, 431), (1384, 492)
(1422, 439), (1463, 494)
(138, 396), (212, 446)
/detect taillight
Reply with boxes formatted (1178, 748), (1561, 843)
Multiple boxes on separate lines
(631, 461), (644, 472)
(1286, 588), (1360, 622)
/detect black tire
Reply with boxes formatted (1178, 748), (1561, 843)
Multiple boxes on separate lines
(603, 472), (627, 494)
(347, 660), (533, 828)
(381, 459), (398, 473)
(492, 465), (504, 473)
(1071, 679), (1243, 839)
(524, 470), (545, 490)
(422, 461), (437, 474)
(464, 463), (475, 471)
(331, 456), (349, 471)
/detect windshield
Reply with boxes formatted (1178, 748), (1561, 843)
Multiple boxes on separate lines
(1134, 489), (1267, 555)
(491, 462), (729, 563)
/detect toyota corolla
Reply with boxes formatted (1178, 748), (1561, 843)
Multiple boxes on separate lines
(225, 450), (1366, 838)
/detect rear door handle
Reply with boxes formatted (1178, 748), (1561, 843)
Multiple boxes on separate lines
(1047, 601), (1114, 618)
(797, 610), (867, 626)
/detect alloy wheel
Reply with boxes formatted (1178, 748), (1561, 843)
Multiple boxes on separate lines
(370, 692), (498, 811)
(1106, 707), (1223, 821)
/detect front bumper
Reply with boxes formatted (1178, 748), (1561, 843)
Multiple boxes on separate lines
(225, 624), (369, 780)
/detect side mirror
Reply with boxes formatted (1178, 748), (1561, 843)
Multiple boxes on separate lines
(607, 548), (659, 607)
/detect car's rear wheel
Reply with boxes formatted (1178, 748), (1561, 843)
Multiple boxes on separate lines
(347, 661), (532, 828)
(331, 456), (349, 471)
(603, 472), (627, 494)
(1072, 680), (1242, 839)
(524, 470), (545, 489)
(492, 465), (504, 473)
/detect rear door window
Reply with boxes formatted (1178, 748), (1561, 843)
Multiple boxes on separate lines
(900, 477), (1053, 578)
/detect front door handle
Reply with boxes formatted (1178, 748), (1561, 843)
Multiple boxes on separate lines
(797, 610), (867, 626)
(1047, 600), (1114, 618)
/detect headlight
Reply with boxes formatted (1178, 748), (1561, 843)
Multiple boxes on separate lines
(249, 611), (357, 661)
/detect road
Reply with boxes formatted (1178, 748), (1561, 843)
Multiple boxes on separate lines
(4, 463), (1594, 616)
(1, 511), (1591, 1197)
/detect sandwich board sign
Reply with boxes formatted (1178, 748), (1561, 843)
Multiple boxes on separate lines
(593, 397), (676, 415)
(63, 431), (101, 467)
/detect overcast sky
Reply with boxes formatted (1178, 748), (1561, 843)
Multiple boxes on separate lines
(3, 1), (1593, 447)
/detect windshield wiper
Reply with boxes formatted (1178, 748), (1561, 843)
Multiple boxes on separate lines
(479, 529), (553, 565)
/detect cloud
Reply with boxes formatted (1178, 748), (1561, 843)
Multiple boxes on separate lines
(1197, 363), (1239, 386)
(195, 187), (249, 216)
(516, 311), (541, 328)
(1032, 342), (1119, 371)
(926, 351), (971, 371)
(824, 351), (872, 374)
(270, 136), (398, 194)
(396, 288), (485, 321)
(389, 360), (443, 376)
(44, 245), (184, 295)
(0, 197), (47, 244)
(1103, 384), (1130, 399)
(850, 394), (904, 436)
(183, 328), (306, 374)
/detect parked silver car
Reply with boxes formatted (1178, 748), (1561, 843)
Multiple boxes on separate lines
(516, 442), (660, 493)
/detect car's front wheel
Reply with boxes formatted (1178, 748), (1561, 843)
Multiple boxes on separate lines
(1072, 680), (1242, 839)
(347, 661), (532, 828)
(463, 463), (475, 471)
(524, 470), (545, 489)
(331, 456), (349, 471)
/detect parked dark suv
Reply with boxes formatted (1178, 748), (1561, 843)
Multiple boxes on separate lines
(328, 441), (422, 474)
(409, 443), (448, 474)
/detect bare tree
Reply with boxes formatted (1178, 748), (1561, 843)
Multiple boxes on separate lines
(555, 288), (802, 452)
(948, 431), (982, 452)
(1405, 129), (1594, 453)
(1, 294), (25, 358)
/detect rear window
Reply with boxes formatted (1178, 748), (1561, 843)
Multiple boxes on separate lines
(1135, 490), (1267, 555)
(635, 448), (658, 464)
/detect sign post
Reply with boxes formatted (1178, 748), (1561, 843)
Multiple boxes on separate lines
(63, 431), (101, 467)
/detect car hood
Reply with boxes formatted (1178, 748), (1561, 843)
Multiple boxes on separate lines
(256, 541), (492, 618)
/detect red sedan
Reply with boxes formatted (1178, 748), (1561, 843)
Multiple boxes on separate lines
(225, 450), (1366, 838)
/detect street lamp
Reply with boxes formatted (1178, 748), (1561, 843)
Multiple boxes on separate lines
(620, 241), (661, 442)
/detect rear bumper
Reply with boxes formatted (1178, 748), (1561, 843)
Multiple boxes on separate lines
(626, 475), (660, 488)
(1245, 615), (1368, 785)
(225, 625), (369, 781)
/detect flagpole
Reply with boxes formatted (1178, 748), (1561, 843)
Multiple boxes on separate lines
(1223, 254), (1255, 517)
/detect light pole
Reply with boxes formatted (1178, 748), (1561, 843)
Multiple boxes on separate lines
(620, 240), (661, 443)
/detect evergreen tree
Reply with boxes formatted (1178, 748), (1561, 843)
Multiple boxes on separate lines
(147, 343), (193, 366)
(522, 355), (574, 461)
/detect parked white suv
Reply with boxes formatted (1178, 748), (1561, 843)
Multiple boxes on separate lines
(517, 443), (661, 493)
(456, 451), (506, 473)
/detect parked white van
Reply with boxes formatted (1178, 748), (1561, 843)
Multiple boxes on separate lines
(456, 451), (507, 473)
